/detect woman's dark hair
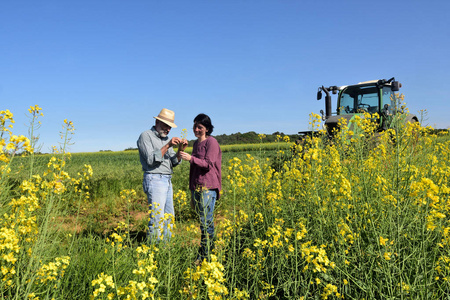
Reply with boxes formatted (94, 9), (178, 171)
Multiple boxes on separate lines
(194, 113), (214, 136)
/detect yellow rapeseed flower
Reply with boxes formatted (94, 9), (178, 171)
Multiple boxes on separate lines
(379, 236), (389, 246)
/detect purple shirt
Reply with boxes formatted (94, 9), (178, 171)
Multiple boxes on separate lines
(189, 136), (222, 197)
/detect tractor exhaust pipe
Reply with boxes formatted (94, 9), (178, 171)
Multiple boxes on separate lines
(322, 86), (332, 118)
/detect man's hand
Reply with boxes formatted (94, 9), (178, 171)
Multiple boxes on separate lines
(162, 137), (182, 158)
(178, 139), (188, 151)
(168, 137), (182, 147)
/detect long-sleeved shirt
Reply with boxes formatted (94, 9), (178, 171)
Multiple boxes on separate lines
(137, 126), (180, 174)
(189, 136), (222, 197)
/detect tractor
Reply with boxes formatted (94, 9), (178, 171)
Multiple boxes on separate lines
(312, 77), (418, 136)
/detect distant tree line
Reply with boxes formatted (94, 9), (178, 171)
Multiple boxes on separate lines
(124, 131), (299, 151)
(212, 131), (298, 146)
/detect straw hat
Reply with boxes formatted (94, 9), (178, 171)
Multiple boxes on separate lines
(154, 108), (177, 128)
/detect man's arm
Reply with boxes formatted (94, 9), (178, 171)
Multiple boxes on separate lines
(161, 138), (177, 157)
(137, 132), (163, 167)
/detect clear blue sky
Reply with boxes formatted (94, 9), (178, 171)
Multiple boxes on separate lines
(1, 0), (449, 153)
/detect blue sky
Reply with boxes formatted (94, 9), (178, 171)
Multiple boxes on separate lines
(1, 0), (449, 153)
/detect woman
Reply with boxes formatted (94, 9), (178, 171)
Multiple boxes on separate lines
(179, 113), (222, 263)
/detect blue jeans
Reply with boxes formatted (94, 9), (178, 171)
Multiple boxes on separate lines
(192, 189), (217, 261)
(143, 173), (175, 241)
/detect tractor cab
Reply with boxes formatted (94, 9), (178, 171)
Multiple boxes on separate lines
(316, 77), (416, 135)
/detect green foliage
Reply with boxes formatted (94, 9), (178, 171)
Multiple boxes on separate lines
(213, 131), (298, 145)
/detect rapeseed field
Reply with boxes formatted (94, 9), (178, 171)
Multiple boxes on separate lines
(1, 106), (450, 299)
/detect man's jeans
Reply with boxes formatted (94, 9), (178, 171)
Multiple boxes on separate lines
(143, 173), (175, 241)
(192, 189), (217, 261)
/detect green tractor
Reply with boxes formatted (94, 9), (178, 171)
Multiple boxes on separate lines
(315, 77), (418, 136)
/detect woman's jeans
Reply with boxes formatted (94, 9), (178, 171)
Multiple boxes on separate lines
(143, 173), (174, 242)
(192, 189), (217, 261)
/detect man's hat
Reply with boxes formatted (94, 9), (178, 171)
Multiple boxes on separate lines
(154, 108), (177, 128)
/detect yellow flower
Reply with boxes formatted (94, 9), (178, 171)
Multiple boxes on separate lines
(379, 236), (388, 246)
(180, 128), (188, 139)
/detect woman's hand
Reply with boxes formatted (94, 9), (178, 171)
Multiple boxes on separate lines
(179, 151), (191, 162)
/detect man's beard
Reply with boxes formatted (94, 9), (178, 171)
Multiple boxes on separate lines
(158, 130), (168, 138)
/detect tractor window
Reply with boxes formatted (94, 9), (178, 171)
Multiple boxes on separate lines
(382, 87), (396, 114)
(339, 86), (379, 114)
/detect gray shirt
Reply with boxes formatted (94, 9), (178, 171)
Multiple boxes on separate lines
(137, 126), (181, 174)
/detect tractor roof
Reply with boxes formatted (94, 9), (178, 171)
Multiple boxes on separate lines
(342, 79), (394, 89)
(357, 80), (378, 84)
(336, 80), (378, 91)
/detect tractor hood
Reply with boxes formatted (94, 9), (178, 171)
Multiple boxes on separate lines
(324, 114), (362, 134)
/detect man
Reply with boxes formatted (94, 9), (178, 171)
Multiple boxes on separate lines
(137, 108), (188, 241)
